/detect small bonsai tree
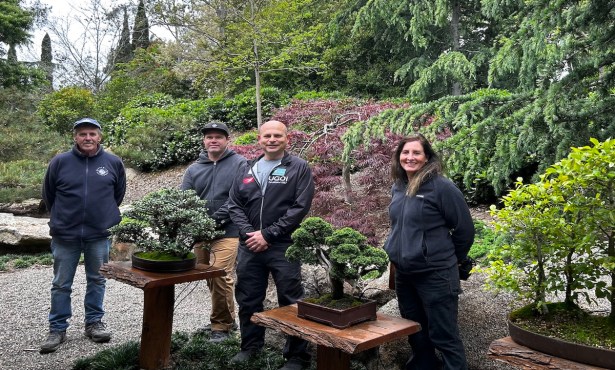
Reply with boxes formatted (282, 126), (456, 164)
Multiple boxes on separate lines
(110, 188), (222, 259)
(286, 217), (389, 300)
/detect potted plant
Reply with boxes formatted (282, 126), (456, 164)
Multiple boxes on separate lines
(484, 138), (615, 368)
(109, 188), (222, 272)
(286, 216), (389, 328)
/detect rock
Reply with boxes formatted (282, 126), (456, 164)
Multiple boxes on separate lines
(0, 213), (51, 253)
(0, 198), (48, 217)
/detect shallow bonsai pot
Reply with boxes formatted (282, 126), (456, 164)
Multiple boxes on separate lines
(296, 298), (377, 329)
(508, 319), (615, 369)
(131, 252), (196, 273)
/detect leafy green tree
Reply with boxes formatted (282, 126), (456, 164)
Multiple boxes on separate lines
(343, 1), (615, 199)
(154, 0), (330, 127)
(37, 86), (96, 134)
(485, 138), (614, 318)
(351, 0), (494, 101)
(0, 0), (47, 89)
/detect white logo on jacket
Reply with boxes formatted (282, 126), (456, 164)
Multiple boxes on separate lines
(96, 167), (109, 176)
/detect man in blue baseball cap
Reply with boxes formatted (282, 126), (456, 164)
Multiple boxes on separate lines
(40, 118), (126, 353)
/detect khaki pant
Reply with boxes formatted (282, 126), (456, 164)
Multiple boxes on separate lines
(194, 238), (238, 332)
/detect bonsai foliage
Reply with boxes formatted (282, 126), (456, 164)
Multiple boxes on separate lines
(484, 138), (614, 317)
(286, 217), (389, 300)
(110, 188), (221, 258)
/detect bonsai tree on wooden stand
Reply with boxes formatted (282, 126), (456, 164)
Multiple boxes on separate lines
(287, 217), (389, 300)
(110, 188), (222, 272)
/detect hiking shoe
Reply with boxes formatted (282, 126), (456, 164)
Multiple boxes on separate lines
(278, 356), (311, 370)
(197, 322), (239, 333)
(208, 330), (230, 343)
(230, 348), (262, 364)
(40, 331), (66, 354)
(84, 321), (111, 343)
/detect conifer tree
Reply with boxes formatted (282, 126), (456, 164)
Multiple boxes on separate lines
(40, 33), (53, 86)
(117, 9), (133, 63)
(132, 0), (150, 50)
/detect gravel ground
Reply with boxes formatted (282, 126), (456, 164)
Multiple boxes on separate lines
(0, 263), (520, 370)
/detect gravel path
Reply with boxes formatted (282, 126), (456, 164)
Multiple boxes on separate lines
(0, 263), (520, 370)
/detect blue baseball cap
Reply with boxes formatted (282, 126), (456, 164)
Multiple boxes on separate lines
(73, 118), (101, 129)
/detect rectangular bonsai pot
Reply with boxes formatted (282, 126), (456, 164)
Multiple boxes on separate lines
(296, 298), (377, 329)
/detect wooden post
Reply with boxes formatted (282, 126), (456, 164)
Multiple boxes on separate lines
(139, 285), (175, 370)
(317, 345), (350, 370)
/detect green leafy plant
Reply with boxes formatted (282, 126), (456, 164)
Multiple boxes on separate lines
(286, 217), (389, 300)
(109, 188), (222, 260)
(484, 138), (614, 318)
(234, 131), (258, 145)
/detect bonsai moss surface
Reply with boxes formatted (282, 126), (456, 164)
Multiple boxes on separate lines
(134, 251), (196, 261)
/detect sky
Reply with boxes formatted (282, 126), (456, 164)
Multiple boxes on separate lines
(21, 0), (171, 62)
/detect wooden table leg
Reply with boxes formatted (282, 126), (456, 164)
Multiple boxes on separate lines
(139, 285), (175, 370)
(317, 345), (351, 370)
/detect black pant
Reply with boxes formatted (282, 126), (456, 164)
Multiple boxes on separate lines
(235, 244), (310, 360)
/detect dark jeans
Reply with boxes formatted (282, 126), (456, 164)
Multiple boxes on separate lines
(395, 264), (467, 370)
(235, 245), (310, 360)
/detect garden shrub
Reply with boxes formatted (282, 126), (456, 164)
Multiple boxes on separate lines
(234, 131), (258, 145)
(37, 87), (96, 134)
(111, 115), (201, 171)
(225, 86), (288, 131)
(485, 138), (614, 317)
(0, 160), (48, 203)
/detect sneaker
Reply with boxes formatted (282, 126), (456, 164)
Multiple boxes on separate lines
(208, 330), (230, 343)
(197, 322), (239, 333)
(278, 356), (311, 370)
(40, 331), (66, 354)
(84, 321), (111, 343)
(230, 348), (262, 364)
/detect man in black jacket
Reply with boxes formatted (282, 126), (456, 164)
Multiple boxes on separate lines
(40, 118), (126, 354)
(181, 121), (247, 343)
(228, 120), (314, 370)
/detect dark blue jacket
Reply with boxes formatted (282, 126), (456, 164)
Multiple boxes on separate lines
(228, 152), (314, 247)
(42, 145), (126, 241)
(180, 148), (247, 238)
(385, 175), (474, 273)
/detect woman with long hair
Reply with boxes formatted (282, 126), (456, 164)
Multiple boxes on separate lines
(385, 133), (474, 370)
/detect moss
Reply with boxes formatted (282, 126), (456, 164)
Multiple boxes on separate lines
(134, 251), (195, 261)
(304, 293), (366, 310)
(510, 302), (615, 350)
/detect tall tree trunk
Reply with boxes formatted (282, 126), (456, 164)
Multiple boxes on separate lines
(450, 0), (462, 96)
(342, 163), (353, 204)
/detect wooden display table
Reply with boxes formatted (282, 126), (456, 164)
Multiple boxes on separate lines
(251, 304), (421, 370)
(100, 261), (225, 370)
(488, 337), (610, 370)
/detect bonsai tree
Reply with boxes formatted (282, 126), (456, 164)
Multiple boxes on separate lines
(485, 138), (614, 318)
(110, 188), (222, 259)
(286, 217), (389, 300)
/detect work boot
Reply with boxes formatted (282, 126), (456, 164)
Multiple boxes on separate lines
(40, 331), (66, 354)
(278, 356), (311, 370)
(208, 330), (230, 343)
(230, 348), (262, 364)
(84, 321), (111, 343)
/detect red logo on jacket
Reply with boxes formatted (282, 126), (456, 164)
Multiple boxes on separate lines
(243, 177), (255, 184)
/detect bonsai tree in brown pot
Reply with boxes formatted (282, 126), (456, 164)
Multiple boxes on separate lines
(285, 216), (389, 328)
(109, 188), (221, 272)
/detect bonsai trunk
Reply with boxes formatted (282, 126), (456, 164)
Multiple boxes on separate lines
(330, 276), (345, 300)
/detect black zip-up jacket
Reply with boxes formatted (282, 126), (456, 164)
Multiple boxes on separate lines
(42, 145), (126, 241)
(384, 175), (474, 273)
(180, 148), (247, 238)
(228, 152), (315, 247)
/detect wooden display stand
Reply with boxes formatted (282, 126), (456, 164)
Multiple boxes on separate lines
(100, 261), (225, 370)
(488, 337), (611, 370)
(251, 304), (421, 370)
